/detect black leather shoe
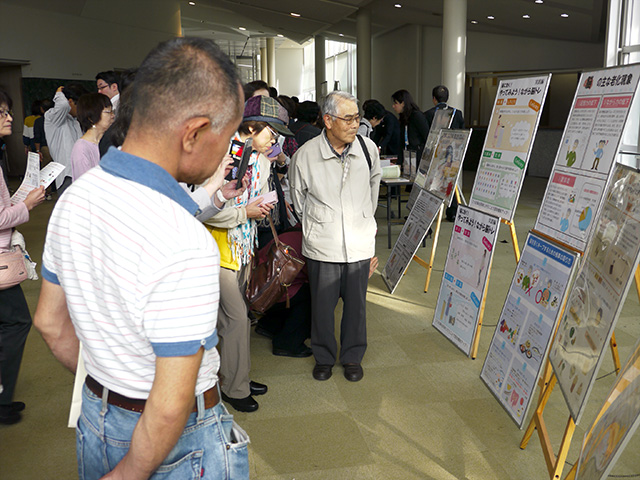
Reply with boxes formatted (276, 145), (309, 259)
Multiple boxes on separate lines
(312, 364), (333, 381)
(221, 392), (259, 412)
(273, 346), (313, 358)
(254, 325), (275, 339)
(249, 381), (268, 396)
(343, 363), (364, 382)
(10, 402), (25, 412)
(0, 406), (21, 425)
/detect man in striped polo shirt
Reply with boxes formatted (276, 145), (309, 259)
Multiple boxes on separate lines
(34, 37), (249, 479)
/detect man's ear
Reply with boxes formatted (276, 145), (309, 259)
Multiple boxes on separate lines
(181, 117), (211, 153)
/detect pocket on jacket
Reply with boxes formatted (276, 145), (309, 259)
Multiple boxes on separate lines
(305, 203), (334, 223)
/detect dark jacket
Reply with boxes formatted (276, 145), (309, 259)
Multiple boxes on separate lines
(404, 109), (429, 157)
(424, 103), (465, 132)
(289, 120), (321, 148)
(372, 110), (402, 156)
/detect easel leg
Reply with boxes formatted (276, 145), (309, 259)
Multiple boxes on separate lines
(521, 374), (557, 449)
(470, 260), (493, 359)
(610, 332), (621, 374)
(501, 219), (521, 263)
(551, 417), (576, 479)
(564, 463), (578, 480)
(423, 204), (444, 293)
(635, 265), (640, 301)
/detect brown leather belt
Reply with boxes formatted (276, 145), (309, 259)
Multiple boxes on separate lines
(85, 376), (220, 414)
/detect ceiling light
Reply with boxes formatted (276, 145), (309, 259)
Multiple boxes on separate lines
(394, 3), (402, 7)
(487, 15), (495, 20)
(277, 34), (284, 38)
(188, 1), (195, 5)
(239, 27), (246, 30)
(535, 0), (543, 3)
(523, 14), (530, 18)
(561, 13), (569, 17)
(290, 12), (301, 17)
(339, 33), (344, 36)
(470, 20), (478, 24)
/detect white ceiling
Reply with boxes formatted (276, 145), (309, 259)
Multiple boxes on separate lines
(181, 0), (608, 59)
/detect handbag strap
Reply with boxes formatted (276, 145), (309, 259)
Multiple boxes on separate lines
(268, 214), (281, 246)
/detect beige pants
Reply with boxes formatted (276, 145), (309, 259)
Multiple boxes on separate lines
(217, 265), (252, 398)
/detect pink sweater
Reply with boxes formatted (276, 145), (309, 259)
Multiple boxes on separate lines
(0, 168), (29, 252)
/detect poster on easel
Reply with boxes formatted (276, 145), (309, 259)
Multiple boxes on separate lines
(421, 129), (472, 207)
(382, 190), (443, 294)
(576, 336), (640, 480)
(408, 109), (455, 209)
(534, 64), (640, 252)
(469, 74), (551, 221)
(432, 206), (500, 355)
(480, 233), (579, 428)
(549, 164), (640, 424)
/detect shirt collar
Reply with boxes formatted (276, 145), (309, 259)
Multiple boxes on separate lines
(322, 129), (352, 161)
(100, 147), (200, 215)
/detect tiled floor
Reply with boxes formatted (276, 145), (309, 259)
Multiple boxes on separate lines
(1, 172), (639, 479)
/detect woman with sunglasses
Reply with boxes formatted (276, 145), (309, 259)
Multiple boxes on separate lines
(203, 95), (292, 413)
(0, 88), (45, 424)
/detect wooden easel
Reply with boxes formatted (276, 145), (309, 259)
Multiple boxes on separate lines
(412, 185), (461, 293)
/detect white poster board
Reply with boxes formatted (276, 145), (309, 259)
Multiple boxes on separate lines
(576, 336), (640, 480)
(421, 129), (472, 207)
(382, 190), (443, 294)
(550, 165), (640, 424)
(534, 64), (640, 252)
(480, 233), (578, 428)
(432, 206), (500, 356)
(469, 74), (551, 221)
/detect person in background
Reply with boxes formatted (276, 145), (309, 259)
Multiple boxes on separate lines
(70, 93), (114, 182)
(371, 105), (402, 157)
(0, 88), (45, 425)
(44, 83), (88, 194)
(22, 100), (41, 154)
(96, 70), (121, 112)
(391, 89), (429, 160)
(424, 84), (465, 132)
(358, 99), (386, 138)
(99, 68), (137, 157)
(289, 101), (321, 148)
(243, 80), (270, 99)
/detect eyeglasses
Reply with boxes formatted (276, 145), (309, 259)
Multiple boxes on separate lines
(328, 113), (361, 125)
(97, 84), (110, 91)
(0, 109), (13, 118)
(267, 125), (280, 142)
(102, 109), (115, 116)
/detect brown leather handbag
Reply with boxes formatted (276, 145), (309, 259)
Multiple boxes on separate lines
(245, 216), (305, 314)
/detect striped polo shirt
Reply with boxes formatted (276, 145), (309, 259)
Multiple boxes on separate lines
(42, 148), (220, 399)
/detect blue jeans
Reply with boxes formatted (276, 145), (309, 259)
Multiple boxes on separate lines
(76, 384), (250, 479)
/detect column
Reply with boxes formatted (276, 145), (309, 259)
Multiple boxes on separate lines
(315, 34), (326, 101)
(260, 47), (268, 82)
(442, 0), (466, 111)
(266, 37), (276, 88)
(356, 6), (372, 101)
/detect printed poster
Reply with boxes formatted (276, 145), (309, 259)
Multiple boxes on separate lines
(534, 64), (640, 252)
(421, 129), (472, 207)
(550, 165), (640, 424)
(469, 75), (551, 221)
(432, 206), (500, 356)
(480, 233), (578, 428)
(382, 190), (443, 294)
(576, 337), (640, 480)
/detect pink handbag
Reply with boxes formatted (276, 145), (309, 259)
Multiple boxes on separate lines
(0, 247), (27, 290)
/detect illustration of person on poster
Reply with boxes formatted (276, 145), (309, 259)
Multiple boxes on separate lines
(566, 139), (579, 167)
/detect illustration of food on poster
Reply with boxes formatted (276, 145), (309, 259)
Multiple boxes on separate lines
(432, 206), (499, 355)
(421, 129), (471, 207)
(576, 337), (640, 480)
(480, 233), (578, 427)
(469, 75), (551, 221)
(549, 165), (640, 424)
(382, 190), (443, 294)
(534, 64), (640, 252)
(408, 109), (455, 209)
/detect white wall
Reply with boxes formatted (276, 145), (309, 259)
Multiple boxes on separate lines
(275, 48), (304, 97)
(372, 25), (605, 113)
(0, 1), (181, 80)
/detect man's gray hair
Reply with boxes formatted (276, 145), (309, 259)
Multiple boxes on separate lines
(322, 91), (358, 117)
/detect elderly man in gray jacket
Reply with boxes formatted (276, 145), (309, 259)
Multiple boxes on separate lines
(290, 91), (382, 382)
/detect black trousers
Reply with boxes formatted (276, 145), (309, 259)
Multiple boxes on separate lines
(0, 284), (32, 405)
(258, 284), (311, 352)
(307, 258), (370, 366)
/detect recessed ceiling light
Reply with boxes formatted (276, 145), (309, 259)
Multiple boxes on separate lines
(394, 3), (402, 7)
(239, 27), (246, 30)
(561, 13), (569, 17)
(188, 1), (195, 5)
(339, 33), (344, 36)
(535, 0), (543, 3)
(523, 14), (530, 19)
(487, 15), (495, 20)
(290, 12), (301, 17)
(470, 20), (478, 24)
(277, 34), (284, 38)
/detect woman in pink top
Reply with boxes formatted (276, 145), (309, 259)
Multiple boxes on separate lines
(0, 88), (45, 425)
(70, 93), (114, 181)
